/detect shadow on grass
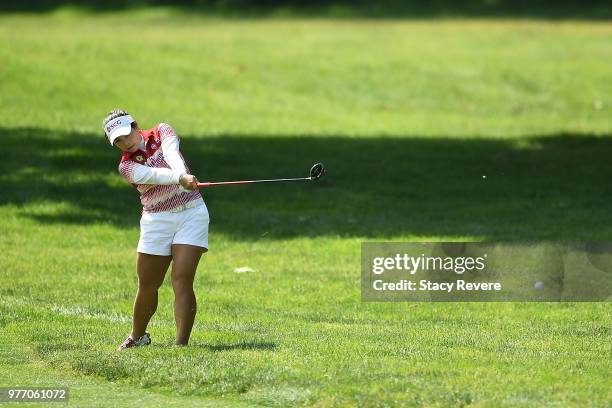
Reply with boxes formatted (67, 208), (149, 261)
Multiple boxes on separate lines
(146, 341), (277, 351)
(201, 342), (277, 352)
(2, 127), (612, 240)
(0, 0), (610, 20)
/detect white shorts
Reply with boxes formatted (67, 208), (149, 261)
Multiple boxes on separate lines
(137, 198), (209, 256)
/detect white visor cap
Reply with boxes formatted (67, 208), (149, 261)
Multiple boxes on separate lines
(104, 115), (134, 145)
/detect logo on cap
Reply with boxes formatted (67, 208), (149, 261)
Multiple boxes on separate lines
(106, 119), (122, 134)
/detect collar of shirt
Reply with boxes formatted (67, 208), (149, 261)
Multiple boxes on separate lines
(138, 135), (146, 151)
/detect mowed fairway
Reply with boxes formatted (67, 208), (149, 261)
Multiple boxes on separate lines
(0, 9), (611, 407)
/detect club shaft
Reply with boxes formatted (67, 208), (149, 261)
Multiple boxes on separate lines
(197, 177), (311, 188)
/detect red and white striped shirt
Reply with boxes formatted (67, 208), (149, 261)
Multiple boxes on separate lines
(118, 123), (202, 213)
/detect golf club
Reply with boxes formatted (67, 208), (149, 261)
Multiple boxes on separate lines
(196, 162), (325, 188)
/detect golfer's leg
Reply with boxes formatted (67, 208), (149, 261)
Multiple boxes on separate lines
(171, 244), (205, 345)
(131, 253), (172, 339)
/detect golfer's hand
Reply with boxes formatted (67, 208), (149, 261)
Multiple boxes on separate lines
(179, 174), (199, 190)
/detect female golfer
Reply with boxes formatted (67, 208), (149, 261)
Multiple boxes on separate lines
(102, 109), (209, 350)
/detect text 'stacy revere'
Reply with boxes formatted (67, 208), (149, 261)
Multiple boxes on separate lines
(361, 242), (612, 302)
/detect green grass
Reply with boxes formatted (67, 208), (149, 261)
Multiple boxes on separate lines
(0, 10), (611, 407)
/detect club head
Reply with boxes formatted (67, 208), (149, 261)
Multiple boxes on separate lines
(310, 162), (325, 181)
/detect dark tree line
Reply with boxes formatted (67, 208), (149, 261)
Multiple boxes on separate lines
(1, 0), (610, 18)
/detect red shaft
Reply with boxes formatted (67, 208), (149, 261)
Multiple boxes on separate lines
(197, 177), (310, 188)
